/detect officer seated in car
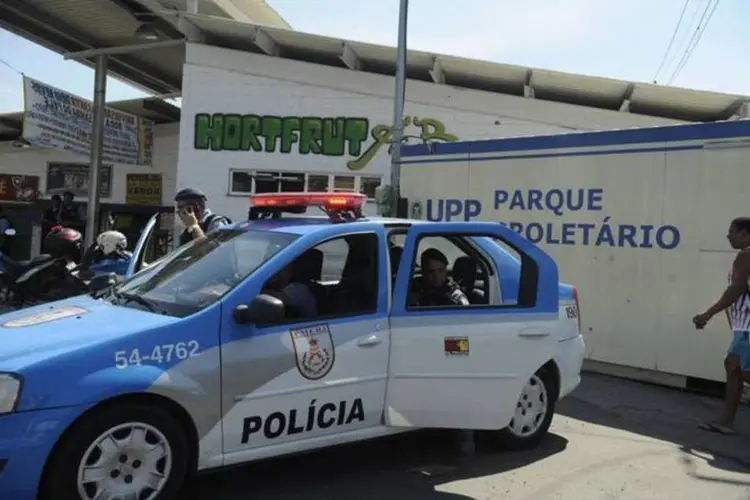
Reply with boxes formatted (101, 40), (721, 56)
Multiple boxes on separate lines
(408, 248), (469, 307)
(262, 253), (320, 319)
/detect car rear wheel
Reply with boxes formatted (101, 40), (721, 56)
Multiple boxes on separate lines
(40, 403), (189, 500)
(493, 367), (556, 450)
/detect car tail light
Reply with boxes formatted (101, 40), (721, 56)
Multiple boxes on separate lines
(572, 285), (582, 333)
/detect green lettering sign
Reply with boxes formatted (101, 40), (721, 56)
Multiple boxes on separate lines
(193, 113), (458, 171)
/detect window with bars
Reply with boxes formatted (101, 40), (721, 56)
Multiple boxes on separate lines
(228, 170), (382, 200)
(359, 176), (382, 199)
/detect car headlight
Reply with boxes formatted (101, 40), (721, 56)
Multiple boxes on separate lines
(0, 374), (21, 414)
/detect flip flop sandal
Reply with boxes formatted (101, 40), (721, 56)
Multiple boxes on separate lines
(711, 424), (737, 435)
(698, 422), (737, 435)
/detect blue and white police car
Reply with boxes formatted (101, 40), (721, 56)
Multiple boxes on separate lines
(0, 192), (584, 499)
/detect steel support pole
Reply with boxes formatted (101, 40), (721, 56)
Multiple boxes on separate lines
(389, 0), (409, 216)
(63, 39), (186, 61)
(85, 54), (107, 249)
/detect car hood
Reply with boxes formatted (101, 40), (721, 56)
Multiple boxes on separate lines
(0, 295), (179, 370)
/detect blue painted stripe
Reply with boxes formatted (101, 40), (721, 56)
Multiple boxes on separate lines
(401, 144), (702, 165)
(400, 119), (750, 158)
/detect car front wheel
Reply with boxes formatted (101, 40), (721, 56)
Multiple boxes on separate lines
(493, 367), (556, 450)
(40, 402), (190, 500)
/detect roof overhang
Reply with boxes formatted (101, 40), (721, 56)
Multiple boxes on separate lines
(0, 0), (291, 96)
(172, 14), (749, 123)
(1, 2), (746, 124)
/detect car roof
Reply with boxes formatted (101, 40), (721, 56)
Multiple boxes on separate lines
(226, 215), (425, 235)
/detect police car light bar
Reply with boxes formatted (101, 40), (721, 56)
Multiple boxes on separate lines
(250, 192), (368, 210)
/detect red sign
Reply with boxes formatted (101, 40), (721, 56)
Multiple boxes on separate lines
(0, 174), (40, 202)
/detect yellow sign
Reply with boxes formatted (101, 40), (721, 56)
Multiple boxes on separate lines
(126, 174), (162, 205)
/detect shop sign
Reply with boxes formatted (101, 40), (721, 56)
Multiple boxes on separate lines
(0, 175), (40, 202)
(193, 114), (459, 171)
(126, 174), (163, 206)
(22, 76), (154, 166)
(46, 162), (112, 198)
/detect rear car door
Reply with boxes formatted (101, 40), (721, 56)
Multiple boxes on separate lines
(386, 222), (560, 430)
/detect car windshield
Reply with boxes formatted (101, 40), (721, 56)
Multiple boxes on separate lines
(112, 228), (299, 316)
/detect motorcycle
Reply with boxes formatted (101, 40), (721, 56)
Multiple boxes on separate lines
(0, 228), (59, 304)
(76, 233), (133, 282)
(1, 228), (133, 309)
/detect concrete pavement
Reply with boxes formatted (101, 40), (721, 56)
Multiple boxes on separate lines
(189, 374), (750, 499)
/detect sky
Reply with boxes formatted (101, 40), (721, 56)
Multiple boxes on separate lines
(1, 0), (748, 114)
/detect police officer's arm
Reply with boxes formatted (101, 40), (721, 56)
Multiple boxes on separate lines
(189, 216), (229, 240)
(186, 224), (206, 240)
(447, 280), (470, 306)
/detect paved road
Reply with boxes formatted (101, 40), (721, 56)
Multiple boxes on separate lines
(187, 374), (750, 499)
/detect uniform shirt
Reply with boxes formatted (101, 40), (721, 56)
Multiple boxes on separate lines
(281, 282), (318, 318)
(201, 209), (230, 233)
(417, 279), (469, 307)
(179, 209), (230, 246)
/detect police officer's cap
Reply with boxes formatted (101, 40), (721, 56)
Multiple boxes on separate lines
(174, 188), (207, 202)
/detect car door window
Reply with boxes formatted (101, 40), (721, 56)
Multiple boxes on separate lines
(317, 237), (349, 282)
(259, 232), (380, 322)
(407, 235), (493, 309)
(404, 233), (530, 309)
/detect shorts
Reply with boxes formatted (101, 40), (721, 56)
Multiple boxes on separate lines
(728, 330), (750, 372)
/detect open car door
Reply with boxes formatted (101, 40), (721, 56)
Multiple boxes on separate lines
(124, 212), (159, 278)
(386, 222), (560, 430)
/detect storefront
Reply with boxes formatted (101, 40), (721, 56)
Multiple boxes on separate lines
(0, 96), (179, 257)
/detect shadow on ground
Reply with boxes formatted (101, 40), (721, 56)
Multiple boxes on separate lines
(186, 430), (568, 499)
(557, 373), (750, 478)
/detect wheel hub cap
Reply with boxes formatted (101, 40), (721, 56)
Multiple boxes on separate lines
(508, 374), (548, 438)
(76, 422), (172, 500)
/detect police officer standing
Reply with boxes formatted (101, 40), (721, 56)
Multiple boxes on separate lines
(174, 188), (231, 246)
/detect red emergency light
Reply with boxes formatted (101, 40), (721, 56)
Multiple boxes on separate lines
(249, 192), (368, 222)
(250, 192), (367, 210)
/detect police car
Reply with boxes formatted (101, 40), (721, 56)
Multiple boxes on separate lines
(0, 192), (584, 499)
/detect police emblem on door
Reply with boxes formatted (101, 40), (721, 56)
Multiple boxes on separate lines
(290, 323), (335, 380)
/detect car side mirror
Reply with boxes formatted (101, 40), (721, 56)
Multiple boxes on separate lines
(234, 293), (285, 326)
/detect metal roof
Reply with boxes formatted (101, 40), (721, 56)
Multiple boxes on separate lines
(151, 13), (750, 123)
(2, 1), (747, 123)
(0, 0), (290, 96)
(0, 97), (181, 141)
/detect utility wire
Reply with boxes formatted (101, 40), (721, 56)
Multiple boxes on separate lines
(667, 0), (715, 81)
(653, 0), (690, 82)
(0, 56), (23, 76)
(659, 0), (706, 83)
(667, 0), (720, 85)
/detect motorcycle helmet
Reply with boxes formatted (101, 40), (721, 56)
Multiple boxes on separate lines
(96, 230), (127, 256)
(44, 225), (83, 259)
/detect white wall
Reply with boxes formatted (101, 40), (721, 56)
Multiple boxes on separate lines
(178, 43), (685, 222)
(0, 123), (179, 205)
(400, 137), (750, 383)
